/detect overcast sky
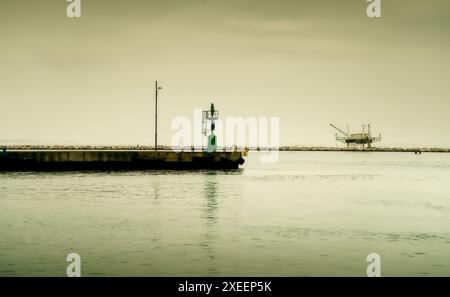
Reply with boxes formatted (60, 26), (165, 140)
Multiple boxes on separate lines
(0, 0), (449, 147)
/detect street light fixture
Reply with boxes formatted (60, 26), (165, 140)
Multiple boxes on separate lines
(155, 81), (162, 151)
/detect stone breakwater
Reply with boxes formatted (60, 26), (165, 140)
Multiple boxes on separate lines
(1, 145), (449, 153)
(2, 145), (172, 151)
(1, 145), (244, 152)
(277, 146), (450, 153)
(0, 150), (246, 171)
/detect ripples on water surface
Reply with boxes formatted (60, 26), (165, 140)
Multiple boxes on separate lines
(0, 152), (449, 276)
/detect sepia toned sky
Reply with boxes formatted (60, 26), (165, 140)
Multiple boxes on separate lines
(0, 0), (449, 147)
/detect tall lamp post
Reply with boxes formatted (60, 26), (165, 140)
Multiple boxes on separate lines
(155, 81), (162, 151)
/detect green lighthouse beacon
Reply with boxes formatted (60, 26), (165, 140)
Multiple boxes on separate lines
(202, 103), (219, 153)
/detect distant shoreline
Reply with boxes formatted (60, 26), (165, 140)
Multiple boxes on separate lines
(2, 145), (450, 153)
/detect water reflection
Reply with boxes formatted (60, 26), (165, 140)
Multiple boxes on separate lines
(201, 171), (220, 273)
(153, 177), (160, 201)
(204, 171), (218, 223)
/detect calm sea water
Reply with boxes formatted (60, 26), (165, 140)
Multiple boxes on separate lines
(0, 152), (449, 276)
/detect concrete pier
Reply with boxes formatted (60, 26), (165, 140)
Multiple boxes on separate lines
(0, 150), (246, 171)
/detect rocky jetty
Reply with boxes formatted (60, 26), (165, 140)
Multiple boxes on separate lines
(2, 145), (449, 153)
